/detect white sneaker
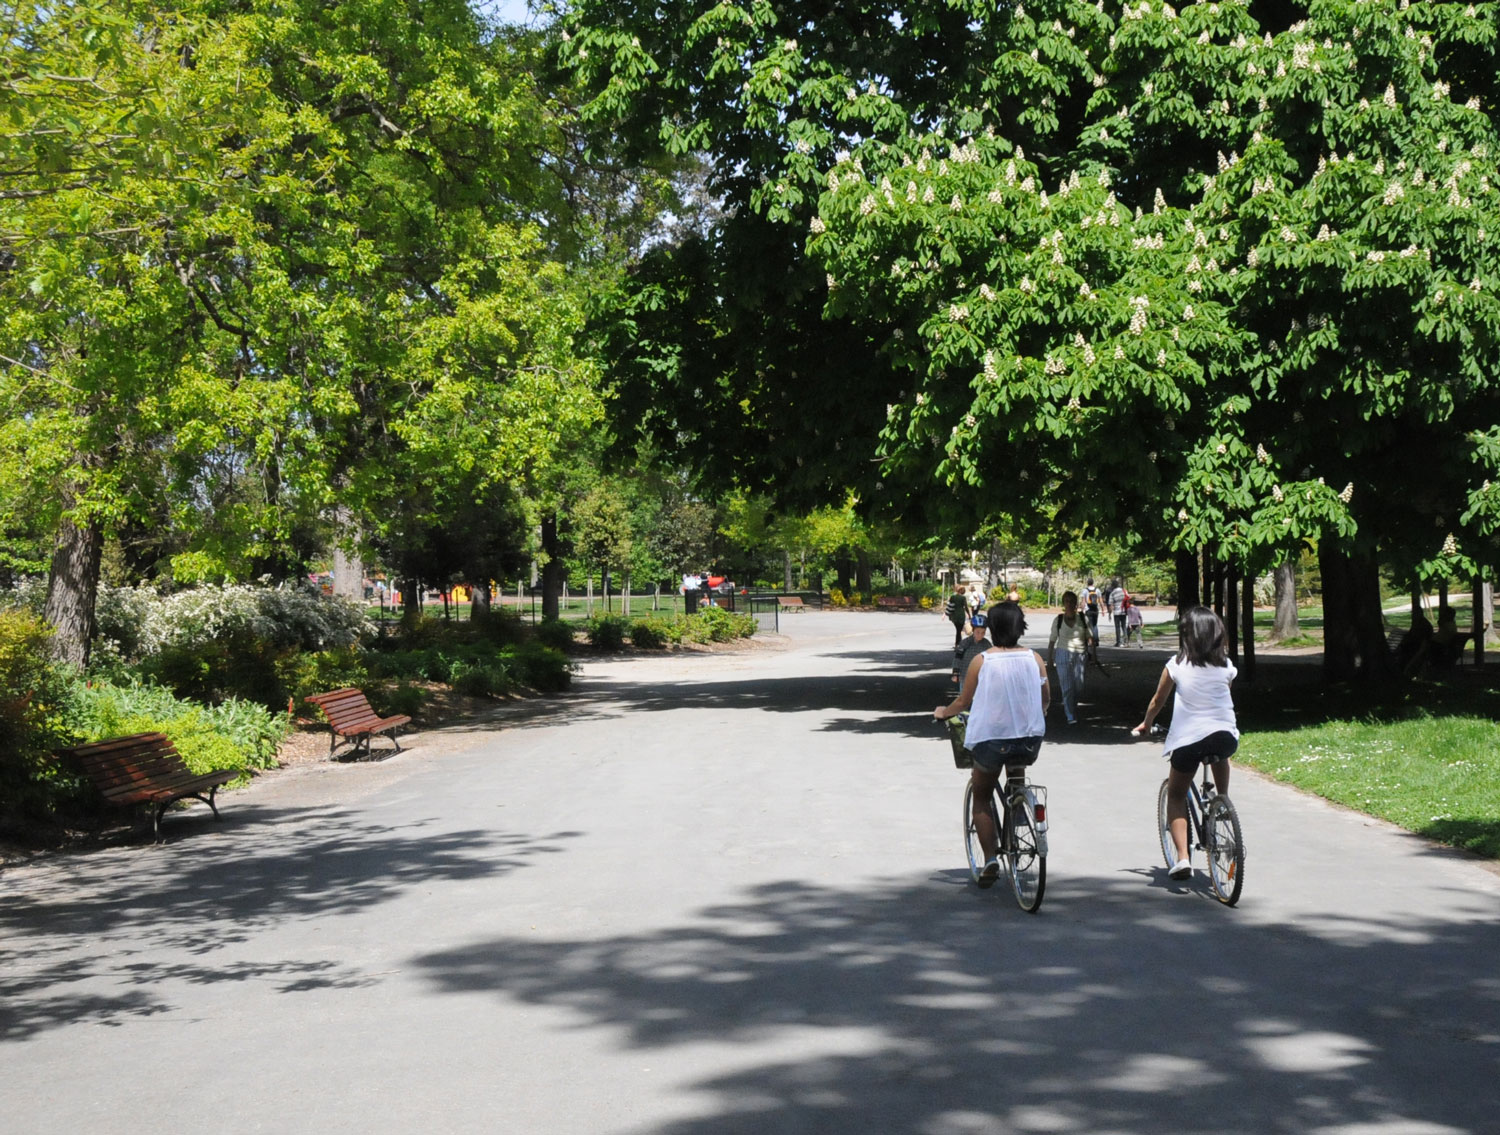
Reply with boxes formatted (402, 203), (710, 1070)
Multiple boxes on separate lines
(978, 858), (1001, 888)
(1168, 859), (1192, 879)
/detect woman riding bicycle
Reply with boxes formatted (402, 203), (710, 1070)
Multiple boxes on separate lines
(1132, 605), (1239, 879)
(935, 601), (1050, 887)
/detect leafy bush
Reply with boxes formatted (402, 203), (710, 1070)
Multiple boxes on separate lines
(829, 588), (847, 607)
(0, 611), (82, 818)
(370, 681), (426, 718)
(449, 658), (509, 697)
(276, 647), (372, 713)
(587, 614), (630, 651)
(365, 639), (573, 694)
(533, 618), (575, 652)
(629, 617), (677, 649)
(72, 680), (289, 776)
(683, 606), (755, 643)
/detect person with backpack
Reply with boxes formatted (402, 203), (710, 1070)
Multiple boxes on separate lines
(1047, 590), (1094, 725)
(1083, 579), (1102, 644)
(944, 589), (968, 650)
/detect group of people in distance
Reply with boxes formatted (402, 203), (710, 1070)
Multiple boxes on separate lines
(935, 597), (1239, 887)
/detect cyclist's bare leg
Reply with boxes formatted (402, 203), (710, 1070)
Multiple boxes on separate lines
(1165, 766), (1194, 864)
(970, 766), (1001, 861)
(1209, 758), (1231, 797)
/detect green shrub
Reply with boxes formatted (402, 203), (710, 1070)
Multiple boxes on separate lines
(829, 587), (847, 607)
(587, 614), (630, 651)
(276, 646), (372, 712)
(472, 605), (526, 645)
(684, 606), (755, 643)
(511, 642), (573, 692)
(370, 681), (426, 718)
(449, 657), (509, 698)
(629, 617), (674, 649)
(0, 611), (82, 818)
(72, 680), (290, 776)
(533, 618), (575, 652)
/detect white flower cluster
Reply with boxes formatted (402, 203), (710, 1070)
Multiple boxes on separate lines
(1256, 443), (1269, 463)
(979, 283), (996, 301)
(1272, 484), (1284, 502)
(984, 351), (999, 381)
(1383, 84), (1397, 107)
(1442, 533), (1459, 556)
(810, 216), (826, 234)
(860, 195), (876, 215)
(1046, 355), (1066, 375)
(1433, 80), (1451, 100)
(1132, 233), (1166, 250)
(1020, 276), (1036, 294)
(949, 304), (970, 322)
(1129, 295), (1150, 335)
(1339, 483), (1355, 503)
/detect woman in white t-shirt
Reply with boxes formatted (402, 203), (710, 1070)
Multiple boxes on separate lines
(1132, 606), (1239, 879)
(935, 601), (1050, 888)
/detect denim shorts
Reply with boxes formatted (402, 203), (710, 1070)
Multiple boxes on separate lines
(1168, 730), (1238, 774)
(970, 736), (1043, 775)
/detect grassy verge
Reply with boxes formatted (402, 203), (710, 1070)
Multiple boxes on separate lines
(1239, 715), (1500, 858)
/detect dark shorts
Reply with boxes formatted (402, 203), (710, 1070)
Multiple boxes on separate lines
(1168, 731), (1238, 775)
(970, 736), (1043, 776)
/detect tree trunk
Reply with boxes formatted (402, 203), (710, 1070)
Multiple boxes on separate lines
(1240, 573), (1256, 683)
(783, 549), (793, 592)
(43, 515), (103, 668)
(1175, 549), (1199, 621)
(540, 512), (561, 621)
(855, 547), (872, 594)
(835, 548), (851, 594)
(1272, 559), (1299, 640)
(402, 576), (422, 623)
(1319, 544), (1394, 683)
(1225, 564), (1240, 665)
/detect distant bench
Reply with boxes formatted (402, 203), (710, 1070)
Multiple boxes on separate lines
(777, 596), (806, 611)
(57, 732), (235, 841)
(876, 596), (918, 610)
(306, 688), (412, 759)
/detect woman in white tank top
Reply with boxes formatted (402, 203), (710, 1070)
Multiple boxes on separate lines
(935, 601), (1050, 886)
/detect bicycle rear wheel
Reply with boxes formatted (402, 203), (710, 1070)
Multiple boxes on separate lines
(1006, 793), (1047, 913)
(962, 781), (1000, 884)
(1205, 795), (1245, 905)
(1156, 778), (1176, 868)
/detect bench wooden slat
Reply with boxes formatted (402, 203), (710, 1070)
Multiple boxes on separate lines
(57, 732), (234, 840)
(306, 688), (410, 757)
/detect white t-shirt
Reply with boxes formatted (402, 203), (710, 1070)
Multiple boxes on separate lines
(965, 649), (1048, 745)
(1162, 657), (1239, 755)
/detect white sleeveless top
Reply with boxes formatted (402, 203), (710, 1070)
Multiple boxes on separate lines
(965, 649), (1047, 745)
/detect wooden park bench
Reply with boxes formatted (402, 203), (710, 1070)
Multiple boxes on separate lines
(777, 596), (806, 612)
(876, 596), (917, 610)
(56, 732), (236, 842)
(306, 688), (411, 759)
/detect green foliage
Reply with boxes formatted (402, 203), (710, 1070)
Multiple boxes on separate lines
(628, 616), (678, 649)
(586, 614), (631, 651)
(366, 640), (573, 695)
(534, 618), (577, 653)
(0, 611), (80, 816)
(682, 606), (756, 644)
(72, 681), (289, 776)
(370, 682), (427, 719)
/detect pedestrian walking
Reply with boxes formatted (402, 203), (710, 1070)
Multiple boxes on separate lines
(1047, 590), (1093, 725)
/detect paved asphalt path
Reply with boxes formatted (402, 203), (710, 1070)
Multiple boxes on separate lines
(4, 612), (1499, 1134)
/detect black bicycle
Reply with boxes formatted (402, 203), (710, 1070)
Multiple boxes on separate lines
(1156, 760), (1245, 905)
(948, 715), (1048, 912)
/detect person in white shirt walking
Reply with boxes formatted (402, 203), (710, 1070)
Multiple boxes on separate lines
(1131, 606), (1240, 878)
(1047, 591), (1093, 725)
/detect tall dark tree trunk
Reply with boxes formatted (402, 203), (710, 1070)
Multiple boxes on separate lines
(540, 513), (562, 621)
(855, 548), (872, 594)
(835, 548), (852, 594)
(43, 515), (103, 668)
(401, 576), (422, 623)
(1240, 574), (1257, 683)
(783, 549), (793, 592)
(1272, 559), (1299, 640)
(1175, 549), (1200, 621)
(1224, 564), (1240, 665)
(1319, 544), (1394, 683)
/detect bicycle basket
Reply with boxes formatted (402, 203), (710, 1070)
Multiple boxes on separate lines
(946, 713), (972, 769)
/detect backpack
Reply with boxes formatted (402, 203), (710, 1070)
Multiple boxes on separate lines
(1085, 586), (1099, 610)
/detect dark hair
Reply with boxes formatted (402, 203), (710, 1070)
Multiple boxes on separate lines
(1178, 605), (1229, 666)
(1061, 589), (1078, 604)
(987, 601), (1027, 647)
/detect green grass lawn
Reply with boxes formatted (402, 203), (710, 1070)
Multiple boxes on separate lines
(1239, 714), (1500, 858)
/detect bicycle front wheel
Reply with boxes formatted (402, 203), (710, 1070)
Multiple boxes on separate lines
(1206, 795), (1246, 905)
(962, 781), (999, 883)
(1156, 778), (1176, 868)
(1006, 795), (1047, 913)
